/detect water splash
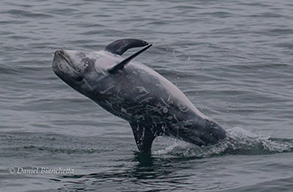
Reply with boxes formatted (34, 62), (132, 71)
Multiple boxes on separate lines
(154, 127), (293, 158)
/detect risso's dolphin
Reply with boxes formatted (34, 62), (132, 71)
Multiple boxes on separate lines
(52, 39), (227, 153)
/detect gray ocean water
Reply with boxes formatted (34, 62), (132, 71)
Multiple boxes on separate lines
(1, 0), (293, 191)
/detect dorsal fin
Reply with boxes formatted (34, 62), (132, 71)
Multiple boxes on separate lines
(108, 44), (152, 74)
(105, 39), (149, 55)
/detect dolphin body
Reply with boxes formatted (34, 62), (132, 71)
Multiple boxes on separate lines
(52, 39), (226, 153)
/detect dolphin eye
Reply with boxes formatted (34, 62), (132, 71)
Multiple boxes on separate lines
(81, 58), (95, 68)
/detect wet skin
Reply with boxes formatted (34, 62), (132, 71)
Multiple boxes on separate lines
(52, 39), (226, 153)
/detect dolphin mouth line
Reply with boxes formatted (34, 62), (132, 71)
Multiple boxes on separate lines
(55, 50), (77, 72)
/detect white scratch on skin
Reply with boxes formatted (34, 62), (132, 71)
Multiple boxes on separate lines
(135, 86), (150, 100)
(83, 79), (93, 91)
(140, 97), (153, 103)
(178, 103), (189, 112)
(162, 107), (168, 113)
(100, 85), (115, 94)
(137, 86), (148, 93)
(105, 100), (113, 108)
(167, 94), (172, 103)
(173, 114), (179, 123)
(162, 95), (174, 108)
(167, 116), (173, 120)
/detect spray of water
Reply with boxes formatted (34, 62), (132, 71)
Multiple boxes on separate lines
(154, 127), (293, 158)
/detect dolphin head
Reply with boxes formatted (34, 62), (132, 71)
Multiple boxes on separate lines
(53, 50), (88, 79)
(52, 40), (152, 99)
(52, 49), (103, 96)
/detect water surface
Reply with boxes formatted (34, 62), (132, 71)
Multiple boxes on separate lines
(0, 0), (293, 191)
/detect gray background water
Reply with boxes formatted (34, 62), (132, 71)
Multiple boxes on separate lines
(1, 0), (293, 191)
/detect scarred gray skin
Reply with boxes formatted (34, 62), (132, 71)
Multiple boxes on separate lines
(52, 39), (227, 153)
